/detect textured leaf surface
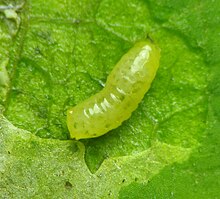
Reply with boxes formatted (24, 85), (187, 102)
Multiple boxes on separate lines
(0, 0), (219, 198)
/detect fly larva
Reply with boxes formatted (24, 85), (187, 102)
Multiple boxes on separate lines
(67, 40), (160, 140)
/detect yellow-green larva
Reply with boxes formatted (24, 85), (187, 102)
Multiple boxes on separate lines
(67, 40), (160, 140)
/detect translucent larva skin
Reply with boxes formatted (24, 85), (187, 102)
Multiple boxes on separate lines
(67, 40), (160, 140)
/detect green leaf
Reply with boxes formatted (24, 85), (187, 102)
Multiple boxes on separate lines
(0, 0), (219, 198)
(0, 115), (191, 198)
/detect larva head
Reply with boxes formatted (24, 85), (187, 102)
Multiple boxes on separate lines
(67, 106), (91, 140)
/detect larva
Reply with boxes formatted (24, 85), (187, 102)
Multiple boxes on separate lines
(67, 40), (160, 140)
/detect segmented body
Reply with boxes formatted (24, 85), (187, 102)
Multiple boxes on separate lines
(67, 40), (160, 140)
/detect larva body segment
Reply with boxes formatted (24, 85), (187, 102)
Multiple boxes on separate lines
(67, 40), (160, 140)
